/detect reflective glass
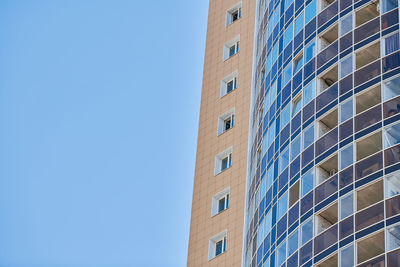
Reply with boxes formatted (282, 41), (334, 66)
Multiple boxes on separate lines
(281, 104), (291, 129)
(340, 144), (353, 170)
(280, 148), (290, 172)
(387, 223), (400, 250)
(303, 79), (316, 105)
(295, 12), (304, 35)
(268, 121), (276, 146)
(340, 192), (354, 219)
(267, 166), (274, 189)
(381, 0), (398, 13)
(305, 0), (316, 24)
(340, 244), (354, 267)
(303, 124), (314, 148)
(294, 54), (303, 74)
(383, 75), (400, 101)
(288, 230), (299, 256)
(283, 63), (293, 86)
(340, 54), (353, 78)
(340, 13), (353, 36)
(301, 169), (314, 196)
(305, 40), (316, 62)
(258, 218), (265, 246)
(277, 240), (287, 266)
(265, 210), (273, 233)
(384, 33), (399, 55)
(291, 136), (301, 161)
(384, 122), (400, 148)
(385, 171), (400, 198)
(278, 192), (289, 219)
(301, 218), (313, 245)
(284, 23), (294, 48)
(340, 98), (353, 123)
(292, 95), (302, 116)
(286, 0), (294, 9)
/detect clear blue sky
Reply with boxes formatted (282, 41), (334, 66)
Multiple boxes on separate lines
(0, 1), (208, 266)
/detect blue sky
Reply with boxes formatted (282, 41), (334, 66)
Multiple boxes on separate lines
(0, 1), (208, 266)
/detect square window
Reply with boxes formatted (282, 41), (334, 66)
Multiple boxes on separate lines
(223, 36), (240, 60)
(218, 108), (235, 135)
(221, 71), (238, 97)
(226, 3), (242, 26)
(381, 0), (398, 13)
(212, 188), (230, 216)
(215, 147), (233, 175)
(209, 231), (227, 260)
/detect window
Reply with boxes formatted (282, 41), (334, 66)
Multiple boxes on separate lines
(340, 144), (353, 170)
(270, 81), (277, 103)
(280, 148), (290, 173)
(226, 3), (242, 26)
(384, 122), (400, 148)
(277, 240), (287, 266)
(294, 12), (304, 36)
(303, 124), (314, 148)
(302, 169), (314, 196)
(340, 192), (354, 219)
(340, 98), (353, 123)
(278, 192), (288, 219)
(282, 63), (293, 86)
(218, 108), (235, 135)
(283, 23), (294, 48)
(265, 209), (272, 234)
(340, 13), (353, 37)
(340, 244), (354, 267)
(267, 166), (274, 189)
(340, 54), (353, 78)
(208, 230), (227, 260)
(383, 32), (400, 55)
(303, 79), (316, 106)
(281, 104), (291, 128)
(215, 147), (233, 175)
(385, 171), (400, 198)
(356, 231), (384, 264)
(285, 0), (294, 9)
(305, 39), (316, 62)
(223, 36), (240, 60)
(292, 94), (302, 116)
(221, 71), (238, 97)
(291, 136), (301, 160)
(305, 0), (316, 24)
(288, 229), (299, 256)
(293, 53), (303, 74)
(301, 218), (313, 245)
(268, 121), (276, 146)
(383, 75), (400, 101)
(211, 188), (230, 216)
(387, 223), (400, 250)
(381, 0), (398, 13)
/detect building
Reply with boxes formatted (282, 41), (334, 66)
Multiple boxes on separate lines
(189, 0), (400, 265)
(186, 0), (256, 266)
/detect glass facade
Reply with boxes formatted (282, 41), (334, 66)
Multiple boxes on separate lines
(244, 0), (400, 266)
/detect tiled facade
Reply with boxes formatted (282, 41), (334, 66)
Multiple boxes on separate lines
(187, 0), (255, 266)
(244, 0), (400, 265)
(189, 0), (400, 266)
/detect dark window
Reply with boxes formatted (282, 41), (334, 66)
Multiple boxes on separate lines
(355, 152), (382, 180)
(314, 224), (338, 254)
(339, 215), (353, 239)
(386, 195), (400, 218)
(355, 201), (384, 231)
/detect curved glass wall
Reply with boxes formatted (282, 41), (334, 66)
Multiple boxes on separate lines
(244, 0), (400, 265)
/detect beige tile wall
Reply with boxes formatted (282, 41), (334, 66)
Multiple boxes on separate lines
(187, 0), (255, 266)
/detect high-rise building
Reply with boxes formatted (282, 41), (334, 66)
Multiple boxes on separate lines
(189, 0), (400, 265)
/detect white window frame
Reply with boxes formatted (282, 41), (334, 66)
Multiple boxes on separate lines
(208, 230), (228, 260)
(223, 35), (240, 61)
(215, 147), (233, 175)
(218, 108), (235, 135)
(211, 187), (230, 216)
(221, 71), (238, 97)
(226, 2), (242, 26)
